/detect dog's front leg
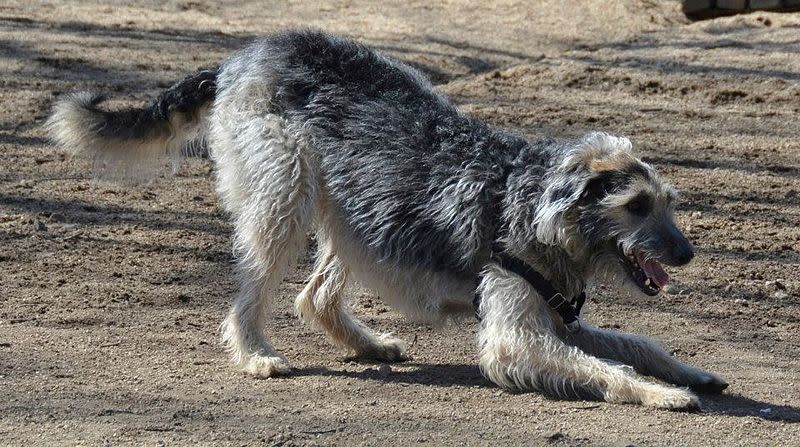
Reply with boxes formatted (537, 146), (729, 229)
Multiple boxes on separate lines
(476, 263), (700, 410)
(566, 324), (728, 393)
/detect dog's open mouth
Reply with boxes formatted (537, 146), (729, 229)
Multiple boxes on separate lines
(618, 246), (669, 296)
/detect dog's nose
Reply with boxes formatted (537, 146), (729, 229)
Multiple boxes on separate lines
(672, 243), (694, 266)
(662, 224), (694, 266)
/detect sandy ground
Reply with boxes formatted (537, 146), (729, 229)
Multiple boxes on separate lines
(1, 1), (799, 446)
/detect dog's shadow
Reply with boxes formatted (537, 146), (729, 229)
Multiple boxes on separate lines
(291, 362), (800, 422)
(291, 361), (491, 388)
(701, 393), (800, 422)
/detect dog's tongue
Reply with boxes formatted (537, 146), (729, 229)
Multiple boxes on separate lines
(635, 251), (670, 288)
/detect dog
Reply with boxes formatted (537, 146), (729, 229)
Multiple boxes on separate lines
(47, 29), (728, 410)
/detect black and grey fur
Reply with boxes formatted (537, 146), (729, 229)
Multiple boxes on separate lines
(47, 30), (727, 410)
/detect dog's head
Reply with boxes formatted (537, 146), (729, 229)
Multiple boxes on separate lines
(534, 132), (693, 296)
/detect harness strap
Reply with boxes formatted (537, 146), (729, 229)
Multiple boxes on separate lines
(474, 253), (585, 333)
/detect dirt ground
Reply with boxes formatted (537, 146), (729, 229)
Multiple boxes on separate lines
(1, 1), (799, 446)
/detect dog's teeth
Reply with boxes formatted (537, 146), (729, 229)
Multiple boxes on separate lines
(645, 278), (651, 286)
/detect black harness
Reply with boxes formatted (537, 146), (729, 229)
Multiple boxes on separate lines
(473, 252), (586, 333)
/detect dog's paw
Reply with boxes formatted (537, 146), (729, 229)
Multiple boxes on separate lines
(353, 334), (410, 362)
(686, 372), (729, 394)
(241, 354), (291, 378)
(642, 387), (701, 411)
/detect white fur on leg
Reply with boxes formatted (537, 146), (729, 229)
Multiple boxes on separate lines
(295, 238), (408, 361)
(211, 86), (319, 377)
(568, 324), (728, 392)
(221, 303), (290, 378)
(219, 219), (306, 378)
(477, 263), (700, 410)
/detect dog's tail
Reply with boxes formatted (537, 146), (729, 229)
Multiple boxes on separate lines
(46, 69), (218, 179)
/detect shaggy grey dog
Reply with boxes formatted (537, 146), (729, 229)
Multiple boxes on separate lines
(48, 29), (728, 410)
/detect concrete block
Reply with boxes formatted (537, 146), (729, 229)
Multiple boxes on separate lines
(749, 0), (782, 8)
(682, 0), (714, 15)
(717, 0), (747, 9)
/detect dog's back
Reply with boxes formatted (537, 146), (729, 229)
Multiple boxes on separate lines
(48, 30), (524, 273)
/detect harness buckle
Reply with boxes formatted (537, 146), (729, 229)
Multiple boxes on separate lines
(548, 293), (582, 333)
(546, 292), (568, 308)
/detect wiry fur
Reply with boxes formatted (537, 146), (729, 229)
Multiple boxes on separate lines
(46, 70), (217, 179)
(47, 29), (727, 410)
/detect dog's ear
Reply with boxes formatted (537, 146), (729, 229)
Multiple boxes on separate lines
(533, 167), (591, 247)
(534, 132), (633, 247)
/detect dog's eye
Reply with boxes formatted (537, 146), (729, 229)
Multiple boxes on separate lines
(625, 196), (651, 217)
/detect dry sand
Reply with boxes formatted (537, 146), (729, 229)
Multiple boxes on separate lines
(1, 1), (798, 445)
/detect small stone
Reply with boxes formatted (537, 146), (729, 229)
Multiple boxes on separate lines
(691, 211), (702, 219)
(765, 281), (786, 293)
(774, 291), (789, 300)
(377, 364), (391, 376)
(543, 431), (565, 441)
(665, 283), (691, 295)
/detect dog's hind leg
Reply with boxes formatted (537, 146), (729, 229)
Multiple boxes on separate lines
(477, 263), (701, 410)
(295, 239), (409, 362)
(214, 110), (318, 378)
(566, 325), (728, 393)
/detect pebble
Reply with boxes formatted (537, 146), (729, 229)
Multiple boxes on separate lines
(665, 283), (691, 295)
(765, 280), (785, 291)
(543, 431), (565, 441)
(691, 211), (702, 219)
(774, 291), (789, 300)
